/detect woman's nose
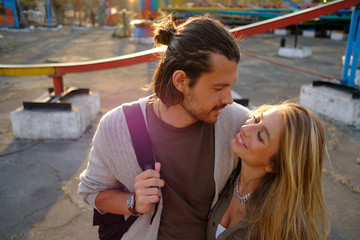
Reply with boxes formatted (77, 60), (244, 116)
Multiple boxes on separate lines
(241, 121), (255, 136)
(241, 124), (250, 137)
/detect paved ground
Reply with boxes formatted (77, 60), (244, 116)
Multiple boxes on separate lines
(0, 26), (359, 240)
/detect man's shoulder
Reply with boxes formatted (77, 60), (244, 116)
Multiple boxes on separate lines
(222, 102), (250, 117)
(101, 96), (150, 121)
(121, 96), (150, 109)
(215, 102), (250, 130)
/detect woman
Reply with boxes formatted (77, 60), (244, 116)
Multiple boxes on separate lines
(207, 102), (330, 240)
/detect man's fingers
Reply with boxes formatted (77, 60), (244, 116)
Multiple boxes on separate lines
(155, 162), (161, 173)
(133, 163), (163, 214)
(137, 195), (161, 205)
(134, 177), (164, 190)
(135, 168), (160, 181)
(136, 186), (162, 197)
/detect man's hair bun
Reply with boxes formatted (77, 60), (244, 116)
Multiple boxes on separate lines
(153, 14), (176, 46)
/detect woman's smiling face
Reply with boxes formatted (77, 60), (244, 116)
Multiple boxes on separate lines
(231, 108), (283, 173)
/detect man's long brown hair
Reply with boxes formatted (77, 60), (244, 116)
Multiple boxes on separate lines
(151, 13), (240, 107)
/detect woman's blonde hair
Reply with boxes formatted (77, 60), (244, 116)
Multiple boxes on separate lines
(247, 102), (330, 240)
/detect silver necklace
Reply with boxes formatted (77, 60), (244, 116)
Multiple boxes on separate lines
(234, 173), (252, 204)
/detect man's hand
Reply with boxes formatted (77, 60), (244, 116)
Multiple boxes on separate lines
(134, 162), (164, 213)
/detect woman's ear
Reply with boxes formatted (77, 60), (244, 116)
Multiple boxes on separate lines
(265, 164), (273, 173)
(172, 70), (189, 93)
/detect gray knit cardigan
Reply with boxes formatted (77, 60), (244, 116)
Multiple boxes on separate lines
(78, 96), (250, 239)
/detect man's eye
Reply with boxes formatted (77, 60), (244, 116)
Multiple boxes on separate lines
(253, 115), (260, 123)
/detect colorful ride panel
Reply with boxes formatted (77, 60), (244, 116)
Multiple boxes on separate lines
(0, 0), (19, 28)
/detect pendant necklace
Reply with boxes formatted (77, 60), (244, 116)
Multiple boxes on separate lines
(234, 173), (252, 204)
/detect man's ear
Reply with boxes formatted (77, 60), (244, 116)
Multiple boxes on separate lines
(172, 70), (189, 93)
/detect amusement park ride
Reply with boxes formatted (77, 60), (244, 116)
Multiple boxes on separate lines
(1, 0), (358, 87)
(0, 0), (359, 138)
(0, 0), (57, 28)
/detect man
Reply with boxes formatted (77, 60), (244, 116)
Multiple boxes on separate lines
(79, 14), (249, 240)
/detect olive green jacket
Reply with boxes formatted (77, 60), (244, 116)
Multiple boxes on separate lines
(207, 164), (250, 240)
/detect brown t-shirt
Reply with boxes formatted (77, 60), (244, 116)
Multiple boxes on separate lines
(146, 101), (215, 240)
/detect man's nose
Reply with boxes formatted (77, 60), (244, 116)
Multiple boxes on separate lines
(221, 88), (233, 105)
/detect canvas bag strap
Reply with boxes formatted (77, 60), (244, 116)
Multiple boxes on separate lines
(122, 102), (158, 227)
(123, 103), (156, 171)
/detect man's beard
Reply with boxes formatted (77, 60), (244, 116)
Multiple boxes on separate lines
(181, 90), (227, 124)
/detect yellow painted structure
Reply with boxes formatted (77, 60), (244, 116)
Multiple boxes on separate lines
(0, 65), (56, 76)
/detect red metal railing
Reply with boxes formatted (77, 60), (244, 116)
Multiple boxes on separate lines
(231, 0), (360, 38)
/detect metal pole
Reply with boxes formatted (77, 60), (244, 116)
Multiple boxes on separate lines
(78, 0), (82, 26)
(52, 75), (64, 95)
(16, 0), (29, 28)
(46, 0), (51, 27)
(13, 0), (20, 28)
(294, 24), (298, 48)
(107, 0), (111, 25)
(49, 0), (58, 26)
(68, 1), (74, 32)
(342, 5), (360, 86)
